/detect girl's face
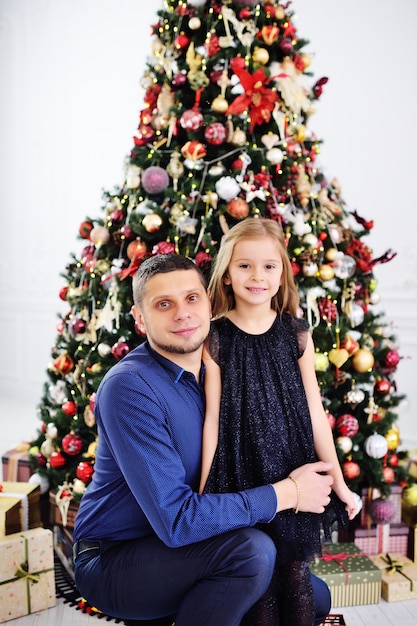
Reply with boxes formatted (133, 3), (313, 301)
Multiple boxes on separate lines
(224, 237), (283, 307)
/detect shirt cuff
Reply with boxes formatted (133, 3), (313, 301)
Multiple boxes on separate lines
(243, 484), (277, 524)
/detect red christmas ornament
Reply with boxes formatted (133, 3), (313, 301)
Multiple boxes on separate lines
(111, 340), (131, 361)
(291, 261), (301, 277)
(89, 392), (96, 412)
(76, 461), (95, 483)
(34, 451), (47, 468)
(227, 198), (250, 220)
(49, 451), (67, 469)
(53, 353), (74, 375)
(79, 221), (94, 239)
(342, 460), (360, 480)
(317, 297), (338, 323)
(110, 208), (124, 223)
(369, 497), (396, 524)
(336, 414), (359, 438)
(62, 433), (84, 456)
(375, 379), (391, 394)
(69, 317), (87, 336)
(382, 466), (395, 483)
(384, 349), (400, 370)
(174, 34), (189, 50)
(204, 122), (227, 145)
(181, 141), (207, 161)
(388, 453), (399, 468)
(121, 224), (134, 240)
(180, 109), (204, 131)
(59, 286), (68, 301)
(172, 73), (187, 88)
(62, 401), (77, 417)
(326, 412), (336, 429)
(127, 239), (147, 261)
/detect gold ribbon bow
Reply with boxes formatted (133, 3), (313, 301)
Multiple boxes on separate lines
(14, 560), (40, 584)
(381, 553), (413, 592)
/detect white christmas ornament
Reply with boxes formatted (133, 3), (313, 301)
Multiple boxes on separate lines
(364, 433), (389, 459)
(29, 472), (50, 495)
(215, 176), (240, 202)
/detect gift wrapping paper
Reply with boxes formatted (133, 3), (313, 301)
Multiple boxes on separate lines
(0, 482), (41, 532)
(353, 523), (409, 557)
(0, 498), (22, 537)
(310, 543), (381, 607)
(1, 445), (32, 483)
(370, 552), (417, 602)
(0, 527), (55, 622)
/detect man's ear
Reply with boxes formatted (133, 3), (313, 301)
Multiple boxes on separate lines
(131, 305), (146, 335)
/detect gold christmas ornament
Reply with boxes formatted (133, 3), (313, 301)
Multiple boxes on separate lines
(352, 348), (375, 373)
(252, 46), (269, 66)
(211, 95), (229, 113)
(318, 264), (335, 282)
(142, 213), (163, 233)
(385, 428), (400, 450)
(328, 348), (350, 369)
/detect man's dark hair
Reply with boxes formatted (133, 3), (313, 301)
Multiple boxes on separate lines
(132, 254), (207, 306)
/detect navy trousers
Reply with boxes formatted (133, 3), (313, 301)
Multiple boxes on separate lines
(74, 528), (330, 626)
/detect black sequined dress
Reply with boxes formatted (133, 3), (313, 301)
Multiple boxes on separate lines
(204, 314), (345, 565)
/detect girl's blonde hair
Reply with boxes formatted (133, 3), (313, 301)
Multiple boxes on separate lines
(208, 218), (300, 318)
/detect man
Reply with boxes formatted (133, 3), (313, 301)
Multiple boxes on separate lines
(73, 254), (333, 626)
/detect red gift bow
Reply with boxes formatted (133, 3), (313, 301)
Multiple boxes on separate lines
(320, 547), (364, 585)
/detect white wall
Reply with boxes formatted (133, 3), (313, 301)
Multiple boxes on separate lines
(1, 0), (416, 455)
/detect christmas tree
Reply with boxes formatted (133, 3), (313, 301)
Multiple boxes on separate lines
(29, 0), (408, 506)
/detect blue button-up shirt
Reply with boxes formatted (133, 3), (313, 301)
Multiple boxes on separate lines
(74, 342), (277, 547)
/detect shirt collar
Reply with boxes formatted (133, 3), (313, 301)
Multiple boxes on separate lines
(145, 341), (204, 385)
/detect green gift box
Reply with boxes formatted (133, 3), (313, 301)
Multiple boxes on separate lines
(0, 527), (55, 622)
(310, 543), (382, 607)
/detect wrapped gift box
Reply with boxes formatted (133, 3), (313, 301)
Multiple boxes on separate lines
(1, 444), (33, 483)
(0, 497), (23, 537)
(0, 527), (55, 621)
(370, 553), (417, 602)
(310, 542), (381, 607)
(0, 482), (41, 533)
(353, 523), (409, 557)
(53, 524), (75, 578)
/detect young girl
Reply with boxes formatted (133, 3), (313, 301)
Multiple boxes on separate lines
(200, 218), (359, 626)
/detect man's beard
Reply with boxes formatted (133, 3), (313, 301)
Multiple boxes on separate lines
(150, 335), (206, 355)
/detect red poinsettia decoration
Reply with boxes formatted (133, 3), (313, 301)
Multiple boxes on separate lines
(227, 58), (278, 132)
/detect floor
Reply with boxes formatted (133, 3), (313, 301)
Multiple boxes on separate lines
(5, 596), (417, 626)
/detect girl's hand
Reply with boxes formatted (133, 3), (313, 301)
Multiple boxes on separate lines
(334, 483), (361, 521)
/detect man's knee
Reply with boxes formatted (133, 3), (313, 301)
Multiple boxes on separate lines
(231, 528), (276, 580)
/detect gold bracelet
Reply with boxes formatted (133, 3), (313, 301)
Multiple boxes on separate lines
(288, 475), (301, 514)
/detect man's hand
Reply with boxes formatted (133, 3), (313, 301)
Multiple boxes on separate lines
(273, 462), (333, 514)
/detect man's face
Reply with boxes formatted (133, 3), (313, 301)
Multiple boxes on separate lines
(132, 269), (211, 360)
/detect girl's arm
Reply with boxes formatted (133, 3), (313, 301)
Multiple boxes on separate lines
(298, 333), (360, 521)
(199, 344), (222, 494)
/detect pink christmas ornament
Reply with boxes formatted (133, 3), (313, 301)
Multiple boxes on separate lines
(336, 414), (359, 438)
(369, 497), (396, 525)
(141, 166), (170, 195)
(204, 122), (227, 145)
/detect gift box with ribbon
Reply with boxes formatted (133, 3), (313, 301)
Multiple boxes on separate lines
(0, 527), (55, 621)
(353, 523), (409, 557)
(0, 482), (41, 536)
(310, 543), (382, 607)
(1, 444), (33, 483)
(370, 552), (417, 602)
